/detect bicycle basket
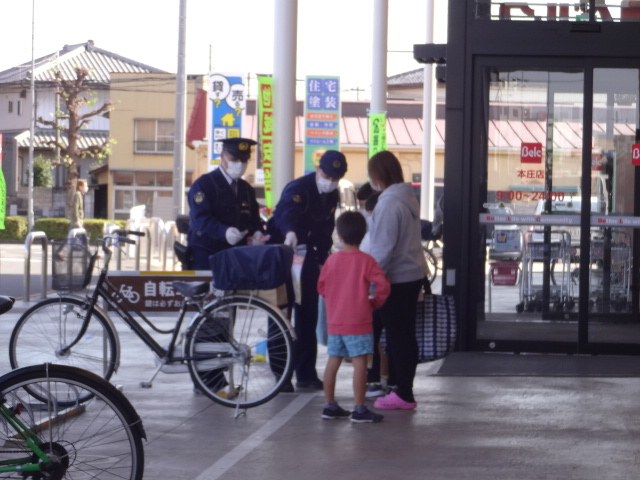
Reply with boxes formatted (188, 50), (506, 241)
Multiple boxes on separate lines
(51, 239), (96, 291)
(209, 244), (293, 290)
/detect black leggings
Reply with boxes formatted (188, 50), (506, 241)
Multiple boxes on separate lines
(377, 279), (423, 403)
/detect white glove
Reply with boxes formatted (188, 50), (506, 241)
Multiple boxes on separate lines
(284, 231), (298, 249)
(248, 231), (270, 246)
(225, 227), (246, 245)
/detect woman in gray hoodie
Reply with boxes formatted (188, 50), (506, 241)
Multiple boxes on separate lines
(367, 151), (427, 410)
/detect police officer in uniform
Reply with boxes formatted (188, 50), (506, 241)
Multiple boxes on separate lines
(267, 150), (348, 389)
(187, 137), (265, 270)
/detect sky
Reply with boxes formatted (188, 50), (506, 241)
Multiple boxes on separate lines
(0, 0), (448, 101)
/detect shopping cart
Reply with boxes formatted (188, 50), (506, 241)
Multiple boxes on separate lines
(589, 230), (632, 312)
(516, 230), (575, 313)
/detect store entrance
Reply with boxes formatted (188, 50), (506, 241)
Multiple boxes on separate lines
(475, 62), (640, 354)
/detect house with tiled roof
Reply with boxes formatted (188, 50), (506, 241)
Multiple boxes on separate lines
(0, 40), (167, 217)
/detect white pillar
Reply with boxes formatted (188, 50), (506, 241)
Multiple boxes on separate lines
(371, 0), (388, 117)
(421, 0), (436, 220)
(272, 0), (298, 203)
(173, 0), (187, 220)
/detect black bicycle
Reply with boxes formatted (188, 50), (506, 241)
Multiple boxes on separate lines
(9, 232), (295, 412)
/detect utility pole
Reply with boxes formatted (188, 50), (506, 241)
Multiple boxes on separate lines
(27, 0), (35, 232)
(173, 0), (187, 220)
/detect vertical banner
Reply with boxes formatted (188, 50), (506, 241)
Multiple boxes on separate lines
(258, 75), (274, 210)
(208, 72), (247, 172)
(0, 132), (5, 229)
(368, 112), (387, 158)
(304, 76), (340, 174)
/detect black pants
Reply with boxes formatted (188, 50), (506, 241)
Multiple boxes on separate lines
(366, 310), (384, 384)
(377, 279), (423, 403)
(293, 253), (321, 383)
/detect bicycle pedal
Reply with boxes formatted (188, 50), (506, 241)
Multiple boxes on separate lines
(139, 382), (153, 389)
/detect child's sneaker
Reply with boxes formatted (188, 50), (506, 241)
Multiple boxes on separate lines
(321, 405), (351, 420)
(351, 407), (384, 423)
(365, 383), (386, 398)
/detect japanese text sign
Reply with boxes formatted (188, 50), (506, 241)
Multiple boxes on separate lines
(368, 112), (387, 158)
(107, 271), (211, 312)
(304, 76), (340, 174)
(208, 72), (246, 172)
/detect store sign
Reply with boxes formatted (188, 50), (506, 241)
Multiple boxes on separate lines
(632, 144), (640, 166)
(208, 72), (247, 171)
(368, 112), (387, 158)
(521, 142), (542, 163)
(108, 271), (211, 312)
(303, 76), (340, 174)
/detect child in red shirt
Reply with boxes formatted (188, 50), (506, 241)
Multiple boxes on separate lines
(317, 211), (390, 423)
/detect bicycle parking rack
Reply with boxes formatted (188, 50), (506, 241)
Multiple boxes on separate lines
(160, 221), (179, 270)
(24, 231), (49, 301)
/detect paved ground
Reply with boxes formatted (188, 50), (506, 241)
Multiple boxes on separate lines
(3, 241), (640, 479)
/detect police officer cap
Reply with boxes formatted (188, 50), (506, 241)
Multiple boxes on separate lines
(319, 150), (347, 179)
(220, 137), (257, 161)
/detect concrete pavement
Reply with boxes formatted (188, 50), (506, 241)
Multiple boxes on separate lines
(2, 241), (640, 479)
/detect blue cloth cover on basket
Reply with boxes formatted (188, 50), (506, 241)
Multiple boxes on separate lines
(209, 245), (293, 291)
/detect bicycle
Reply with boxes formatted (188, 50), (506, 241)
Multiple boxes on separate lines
(9, 232), (295, 413)
(0, 296), (146, 480)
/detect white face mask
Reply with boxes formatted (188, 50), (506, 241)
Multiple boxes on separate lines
(370, 182), (382, 192)
(225, 160), (247, 180)
(316, 174), (339, 193)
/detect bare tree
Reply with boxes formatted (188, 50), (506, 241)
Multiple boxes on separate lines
(37, 67), (113, 216)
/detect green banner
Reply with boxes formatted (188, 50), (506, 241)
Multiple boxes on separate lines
(258, 76), (274, 210)
(368, 112), (387, 158)
(0, 132), (4, 229)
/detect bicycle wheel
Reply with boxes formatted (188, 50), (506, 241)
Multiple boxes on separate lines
(0, 364), (145, 480)
(185, 295), (294, 409)
(9, 297), (119, 382)
(423, 246), (438, 285)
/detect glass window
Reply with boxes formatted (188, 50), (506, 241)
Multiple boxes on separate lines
(136, 171), (155, 186)
(157, 172), (172, 187)
(113, 171), (134, 186)
(134, 119), (174, 153)
(115, 190), (133, 210)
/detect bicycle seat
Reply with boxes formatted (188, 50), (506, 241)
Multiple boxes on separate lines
(0, 296), (15, 315)
(171, 281), (210, 299)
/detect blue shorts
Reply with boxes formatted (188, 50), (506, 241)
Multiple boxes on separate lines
(327, 333), (373, 358)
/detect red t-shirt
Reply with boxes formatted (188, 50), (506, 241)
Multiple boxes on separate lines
(317, 250), (390, 335)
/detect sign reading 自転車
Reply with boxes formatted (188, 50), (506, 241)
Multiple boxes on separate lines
(107, 271), (211, 312)
(521, 142), (543, 164)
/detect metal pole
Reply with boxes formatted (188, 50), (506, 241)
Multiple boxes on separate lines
(371, 0), (389, 118)
(173, 0), (187, 221)
(273, 0), (298, 203)
(27, 0), (36, 232)
(420, 0), (436, 220)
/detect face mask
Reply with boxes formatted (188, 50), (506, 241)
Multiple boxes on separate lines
(370, 182), (382, 192)
(226, 160), (247, 180)
(316, 174), (339, 193)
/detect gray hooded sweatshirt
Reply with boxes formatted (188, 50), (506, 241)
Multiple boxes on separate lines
(368, 182), (427, 284)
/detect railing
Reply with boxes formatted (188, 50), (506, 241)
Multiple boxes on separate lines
(24, 232), (48, 301)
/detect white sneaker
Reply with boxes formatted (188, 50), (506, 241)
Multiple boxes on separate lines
(365, 383), (386, 398)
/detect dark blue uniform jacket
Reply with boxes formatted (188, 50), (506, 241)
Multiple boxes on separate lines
(267, 172), (338, 264)
(187, 168), (262, 257)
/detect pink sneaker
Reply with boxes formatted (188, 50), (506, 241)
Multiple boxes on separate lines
(373, 391), (417, 410)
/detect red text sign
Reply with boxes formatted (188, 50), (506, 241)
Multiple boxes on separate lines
(632, 144), (640, 166)
(521, 143), (542, 164)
